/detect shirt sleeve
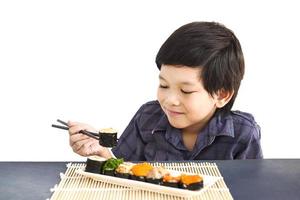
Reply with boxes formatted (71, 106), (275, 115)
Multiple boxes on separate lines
(235, 124), (263, 159)
(111, 104), (146, 161)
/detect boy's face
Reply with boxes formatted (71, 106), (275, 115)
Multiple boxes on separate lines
(157, 64), (218, 132)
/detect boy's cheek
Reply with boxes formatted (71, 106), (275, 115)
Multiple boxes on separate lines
(157, 90), (165, 103)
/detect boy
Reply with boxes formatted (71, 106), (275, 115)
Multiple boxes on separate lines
(68, 22), (263, 161)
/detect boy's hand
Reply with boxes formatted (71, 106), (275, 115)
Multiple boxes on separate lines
(68, 121), (111, 158)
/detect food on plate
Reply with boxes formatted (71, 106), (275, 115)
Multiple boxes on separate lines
(85, 156), (107, 174)
(180, 174), (204, 190)
(115, 162), (135, 179)
(131, 162), (153, 181)
(84, 158), (204, 191)
(101, 158), (123, 176)
(162, 174), (181, 188)
(146, 166), (169, 184)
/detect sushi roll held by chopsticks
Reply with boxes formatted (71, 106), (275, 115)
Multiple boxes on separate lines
(99, 128), (118, 147)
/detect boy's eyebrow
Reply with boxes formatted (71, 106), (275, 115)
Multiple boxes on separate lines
(159, 75), (195, 85)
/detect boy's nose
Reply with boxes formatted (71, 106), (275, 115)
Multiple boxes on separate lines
(166, 94), (180, 106)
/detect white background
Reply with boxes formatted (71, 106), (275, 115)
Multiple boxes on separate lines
(0, 0), (299, 161)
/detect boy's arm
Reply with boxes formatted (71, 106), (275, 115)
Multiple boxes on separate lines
(111, 105), (146, 161)
(235, 125), (263, 159)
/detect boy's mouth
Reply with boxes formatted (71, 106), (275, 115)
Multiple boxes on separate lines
(165, 108), (184, 117)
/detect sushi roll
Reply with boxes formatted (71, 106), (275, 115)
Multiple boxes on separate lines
(162, 174), (181, 188)
(99, 128), (118, 147)
(146, 166), (170, 185)
(115, 162), (135, 179)
(180, 174), (204, 190)
(85, 156), (107, 174)
(101, 158), (124, 176)
(130, 162), (153, 182)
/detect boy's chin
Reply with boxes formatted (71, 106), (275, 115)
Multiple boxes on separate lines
(168, 119), (187, 129)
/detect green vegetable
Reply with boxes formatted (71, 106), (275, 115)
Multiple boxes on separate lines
(102, 158), (124, 173)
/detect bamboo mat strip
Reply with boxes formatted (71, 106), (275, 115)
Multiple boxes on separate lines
(50, 162), (233, 200)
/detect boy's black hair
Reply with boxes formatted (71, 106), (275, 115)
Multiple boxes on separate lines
(156, 22), (245, 115)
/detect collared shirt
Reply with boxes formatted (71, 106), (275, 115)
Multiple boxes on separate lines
(112, 100), (263, 161)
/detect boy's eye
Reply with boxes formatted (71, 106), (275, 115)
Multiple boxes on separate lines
(159, 85), (168, 89)
(181, 89), (194, 94)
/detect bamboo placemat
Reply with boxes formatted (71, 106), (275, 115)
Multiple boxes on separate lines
(49, 162), (233, 200)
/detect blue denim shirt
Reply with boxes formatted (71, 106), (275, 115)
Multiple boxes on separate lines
(112, 100), (263, 161)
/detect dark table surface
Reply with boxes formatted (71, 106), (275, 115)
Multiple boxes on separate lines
(0, 159), (299, 200)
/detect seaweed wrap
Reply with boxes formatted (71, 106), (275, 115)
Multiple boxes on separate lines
(99, 128), (118, 147)
(85, 156), (107, 174)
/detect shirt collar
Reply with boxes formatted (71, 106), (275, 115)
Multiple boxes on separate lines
(151, 114), (169, 134)
(152, 114), (186, 150)
(207, 112), (235, 138)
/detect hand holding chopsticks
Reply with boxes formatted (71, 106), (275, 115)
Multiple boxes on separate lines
(52, 119), (117, 158)
(52, 119), (99, 140)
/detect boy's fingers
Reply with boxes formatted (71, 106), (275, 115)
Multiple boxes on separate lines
(72, 138), (92, 152)
(68, 121), (83, 127)
(68, 124), (97, 136)
(77, 140), (100, 156)
(69, 125), (87, 135)
(67, 121), (76, 126)
(89, 142), (103, 155)
(69, 134), (90, 146)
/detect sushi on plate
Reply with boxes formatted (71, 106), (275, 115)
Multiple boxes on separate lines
(162, 174), (181, 188)
(146, 166), (170, 185)
(101, 158), (123, 176)
(115, 162), (135, 179)
(180, 174), (204, 190)
(85, 156), (107, 174)
(130, 162), (153, 182)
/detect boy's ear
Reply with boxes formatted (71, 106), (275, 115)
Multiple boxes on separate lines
(214, 89), (234, 108)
